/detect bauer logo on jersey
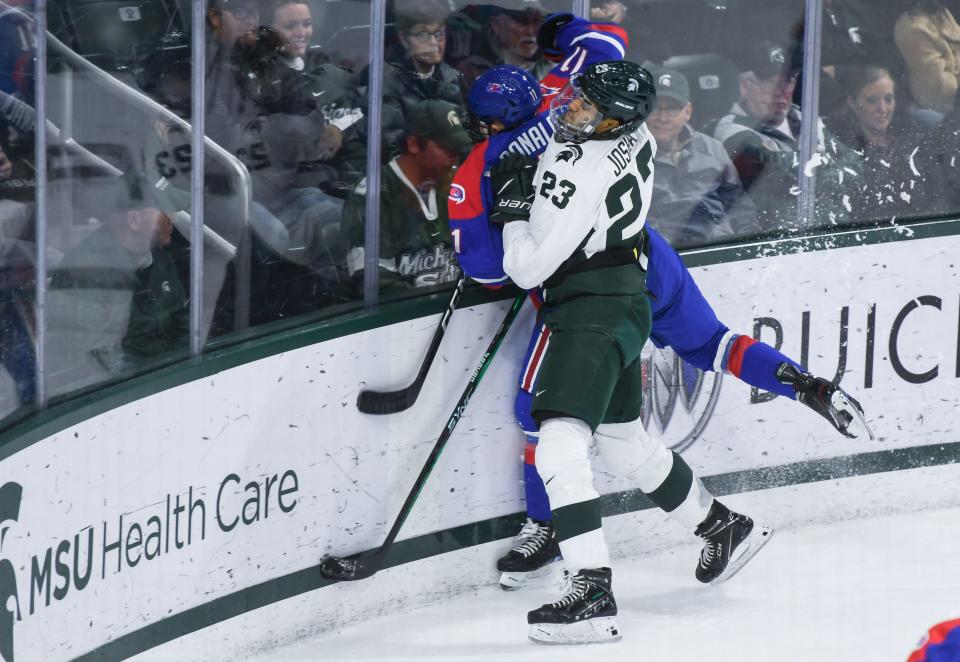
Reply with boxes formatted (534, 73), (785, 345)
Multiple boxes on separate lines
(555, 145), (583, 165)
(448, 183), (466, 205)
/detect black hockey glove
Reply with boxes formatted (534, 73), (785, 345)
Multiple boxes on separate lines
(776, 363), (874, 440)
(489, 153), (538, 224)
(537, 13), (575, 62)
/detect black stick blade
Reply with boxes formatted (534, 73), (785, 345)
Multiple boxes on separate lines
(356, 386), (419, 415)
(320, 554), (382, 581)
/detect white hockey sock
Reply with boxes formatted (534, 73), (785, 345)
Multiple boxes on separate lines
(558, 528), (610, 573)
(596, 418), (713, 531)
(537, 417), (610, 571)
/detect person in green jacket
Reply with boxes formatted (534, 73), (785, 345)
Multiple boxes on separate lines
(121, 209), (190, 362)
(342, 99), (471, 297)
(47, 174), (188, 393)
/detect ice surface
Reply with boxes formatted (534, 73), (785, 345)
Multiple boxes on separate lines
(131, 465), (960, 662)
(253, 506), (960, 662)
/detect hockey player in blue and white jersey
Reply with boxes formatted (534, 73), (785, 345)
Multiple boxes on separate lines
(449, 14), (872, 607)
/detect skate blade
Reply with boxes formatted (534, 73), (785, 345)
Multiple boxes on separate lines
(711, 524), (774, 585)
(528, 617), (621, 645)
(499, 560), (559, 591)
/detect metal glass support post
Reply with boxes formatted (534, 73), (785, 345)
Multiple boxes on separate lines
(573, 0), (590, 19)
(190, 0), (207, 355)
(797, 0), (824, 229)
(362, 0), (387, 309)
(34, 0), (48, 408)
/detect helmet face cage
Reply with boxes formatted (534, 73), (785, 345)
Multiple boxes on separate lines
(467, 65), (542, 142)
(563, 61), (657, 142)
(548, 77), (602, 144)
(465, 111), (491, 143)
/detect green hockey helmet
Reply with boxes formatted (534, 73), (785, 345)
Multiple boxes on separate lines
(550, 60), (657, 143)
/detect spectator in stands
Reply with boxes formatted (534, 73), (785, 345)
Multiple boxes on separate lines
(0, 143), (11, 179)
(448, 0), (551, 87)
(205, 0), (263, 150)
(590, 0), (627, 24)
(228, 28), (348, 291)
(646, 68), (759, 247)
(122, 203), (190, 363)
(267, 0), (314, 59)
(0, 132), (33, 242)
(827, 64), (945, 221)
(266, 1), (367, 192)
(0, 207), (35, 410)
(488, 2), (551, 80)
(380, 0), (463, 159)
(208, 0), (260, 50)
(342, 99), (468, 296)
(47, 175), (181, 382)
(894, 0), (960, 117)
(711, 40), (862, 231)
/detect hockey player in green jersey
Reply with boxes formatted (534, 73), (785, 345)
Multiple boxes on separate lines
(490, 60), (772, 645)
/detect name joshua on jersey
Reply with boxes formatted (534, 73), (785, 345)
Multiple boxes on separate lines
(606, 131), (641, 177)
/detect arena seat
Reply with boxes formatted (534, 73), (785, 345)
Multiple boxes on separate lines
(51, 0), (182, 68)
(662, 52), (741, 131)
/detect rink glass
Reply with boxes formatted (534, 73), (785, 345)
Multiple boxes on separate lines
(3, 0), (960, 429)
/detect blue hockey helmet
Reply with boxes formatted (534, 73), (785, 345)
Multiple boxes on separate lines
(466, 65), (542, 142)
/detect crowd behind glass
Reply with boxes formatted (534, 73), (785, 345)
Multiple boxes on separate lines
(2, 0), (960, 424)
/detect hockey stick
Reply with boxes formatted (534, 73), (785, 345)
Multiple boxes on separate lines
(356, 277), (465, 415)
(321, 293), (526, 581)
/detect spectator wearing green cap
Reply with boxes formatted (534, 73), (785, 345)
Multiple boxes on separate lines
(646, 67), (760, 248)
(342, 99), (469, 296)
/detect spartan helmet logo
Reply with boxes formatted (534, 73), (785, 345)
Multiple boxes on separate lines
(658, 74), (672, 88)
(640, 346), (723, 453)
(556, 144), (583, 165)
(447, 110), (461, 127)
(0, 482), (23, 662)
(627, 78), (640, 92)
(769, 47), (786, 65)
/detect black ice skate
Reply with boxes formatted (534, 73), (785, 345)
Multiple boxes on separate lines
(694, 501), (773, 585)
(776, 363), (874, 439)
(497, 518), (561, 590)
(527, 567), (621, 645)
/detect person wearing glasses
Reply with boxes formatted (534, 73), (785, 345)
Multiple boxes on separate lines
(488, 3), (552, 81)
(711, 41), (862, 232)
(205, 0), (262, 149)
(381, 0), (465, 159)
(645, 66), (759, 248)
